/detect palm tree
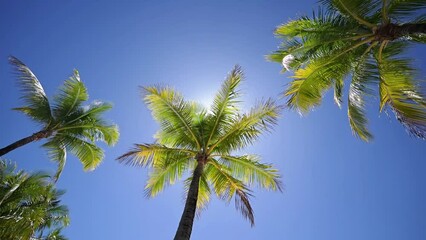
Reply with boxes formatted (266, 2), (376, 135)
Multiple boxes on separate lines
(0, 160), (69, 239)
(268, 0), (426, 141)
(0, 56), (119, 180)
(118, 66), (282, 240)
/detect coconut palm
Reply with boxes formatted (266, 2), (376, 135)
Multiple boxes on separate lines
(118, 66), (282, 240)
(268, 0), (426, 141)
(0, 160), (69, 239)
(0, 56), (119, 180)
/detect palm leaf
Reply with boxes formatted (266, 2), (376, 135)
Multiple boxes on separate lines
(275, 10), (362, 39)
(218, 155), (282, 191)
(42, 141), (67, 182)
(144, 155), (190, 197)
(9, 56), (53, 124)
(285, 58), (348, 112)
(143, 86), (201, 149)
(58, 102), (119, 145)
(207, 159), (254, 226)
(387, 0), (426, 18)
(320, 0), (379, 27)
(334, 77), (344, 108)
(58, 134), (104, 171)
(209, 99), (280, 154)
(206, 65), (243, 146)
(347, 55), (377, 141)
(376, 48), (426, 138)
(117, 144), (196, 167)
(52, 70), (88, 120)
(0, 161), (69, 239)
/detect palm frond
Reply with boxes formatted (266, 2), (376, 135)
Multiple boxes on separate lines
(0, 161), (69, 239)
(272, 10), (370, 63)
(52, 70), (88, 120)
(218, 155), (282, 191)
(285, 58), (349, 113)
(387, 0), (426, 18)
(206, 65), (243, 147)
(144, 155), (190, 198)
(42, 141), (67, 182)
(42, 228), (68, 240)
(82, 120), (119, 146)
(143, 86), (201, 149)
(209, 99), (280, 154)
(285, 37), (374, 113)
(347, 55), (377, 141)
(9, 56), (53, 124)
(62, 101), (112, 125)
(117, 144), (196, 167)
(266, 40), (303, 64)
(275, 10), (362, 39)
(407, 15), (426, 44)
(320, 0), (380, 27)
(376, 50), (426, 139)
(334, 78), (344, 108)
(58, 134), (104, 171)
(207, 159), (254, 226)
(57, 101), (119, 145)
(410, 33), (426, 43)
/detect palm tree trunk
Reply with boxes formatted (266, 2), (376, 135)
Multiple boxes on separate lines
(0, 130), (51, 156)
(399, 23), (426, 35)
(173, 161), (205, 240)
(377, 23), (426, 40)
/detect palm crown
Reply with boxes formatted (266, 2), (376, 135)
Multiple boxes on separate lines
(268, 0), (426, 141)
(0, 56), (119, 180)
(118, 66), (282, 239)
(0, 160), (69, 240)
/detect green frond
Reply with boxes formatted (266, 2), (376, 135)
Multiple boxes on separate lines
(183, 172), (211, 215)
(58, 101), (119, 145)
(9, 56), (53, 124)
(117, 144), (196, 167)
(347, 56), (377, 141)
(285, 36), (375, 113)
(266, 39), (303, 63)
(42, 141), (67, 182)
(209, 99), (281, 154)
(142, 86), (201, 149)
(57, 134), (104, 171)
(410, 33), (426, 43)
(206, 65), (243, 146)
(83, 121), (119, 146)
(144, 155), (190, 198)
(66, 101), (113, 124)
(0, 160), (69, 239)
(285, 57), (350, 113)
(207, 159), (254, 226)
(320, 0), (380, 27)
(218, 155), (282, 191)
(52, 70), (88, 120)
(43, 228), (68, 240)
(387, 0), (426, 18)
(376, 51), (426, 139)
(334, 78), (344, 108)
(275, 10), (362, 39)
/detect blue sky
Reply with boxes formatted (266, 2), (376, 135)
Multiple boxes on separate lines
(1, 1), (425, 239)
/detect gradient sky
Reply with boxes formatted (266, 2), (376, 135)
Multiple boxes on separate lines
(1, 1), (426, 239)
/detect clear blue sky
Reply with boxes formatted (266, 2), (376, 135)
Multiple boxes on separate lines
(1, 1), (425, 239)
